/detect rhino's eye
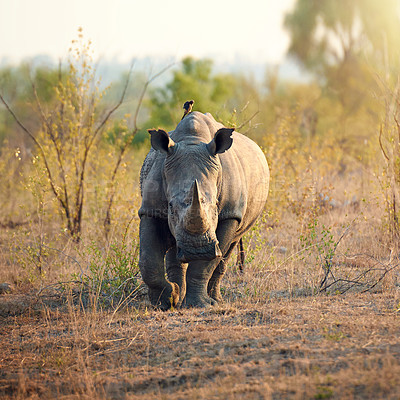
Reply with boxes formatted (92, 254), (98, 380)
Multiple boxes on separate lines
(169, 197), (191, 210)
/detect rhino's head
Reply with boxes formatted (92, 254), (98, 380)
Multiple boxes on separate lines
(148, 127), (234, 262)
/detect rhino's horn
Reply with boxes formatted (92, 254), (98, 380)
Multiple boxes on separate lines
(184, 180), (209, 235)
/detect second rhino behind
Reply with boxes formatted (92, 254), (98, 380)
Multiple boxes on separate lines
(139, 110), (269, 309)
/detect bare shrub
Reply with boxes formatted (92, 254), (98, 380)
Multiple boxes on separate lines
(376, 73), (400, 242)
(0, 29), (169, 242)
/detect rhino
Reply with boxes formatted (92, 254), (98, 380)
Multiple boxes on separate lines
(138, 109), (269, 309)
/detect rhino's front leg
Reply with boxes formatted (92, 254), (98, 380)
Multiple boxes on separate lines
(207, 219), (239, 302)
(166, 247), (188, 307)
(184, 259), (220, 307)
(184, 219), (239, 308)
(208, 241), (237, 302)
(139, 216), (179, 310)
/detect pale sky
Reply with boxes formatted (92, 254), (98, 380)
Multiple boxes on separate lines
(0, 0), (295, 65)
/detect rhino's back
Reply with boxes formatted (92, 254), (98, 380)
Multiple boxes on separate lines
(170, 112), (224, 143)
(218, 131), (269, 237)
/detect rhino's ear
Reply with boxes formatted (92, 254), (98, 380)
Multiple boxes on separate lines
(207, 128), (234, 155)
(148, 129), (175, 154)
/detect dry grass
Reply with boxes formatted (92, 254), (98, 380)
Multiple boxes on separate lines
(0, 290), (399, 399)
(1, 151), (400, 399)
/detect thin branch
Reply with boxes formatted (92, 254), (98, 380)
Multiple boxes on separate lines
(41, 244), (84, 274)
(0, 92), (40, 149)
(320, 221), (354, 290)
(92, 61), (135, 143)
(361, 263), (399, 293)
(104, 63), (174, 232)
(78, 61), (138, 225)
(30, 77), (71, 218)
(236, 110), (260, 131)
(132, 63), (174, 131)
(0, 92), (68, 213)
(379, 124), (390, 161)
(72, 60), (137, 238)
(394, 114), (400, 144)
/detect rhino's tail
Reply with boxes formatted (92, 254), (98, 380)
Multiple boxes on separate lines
(236, 238), (245, 272)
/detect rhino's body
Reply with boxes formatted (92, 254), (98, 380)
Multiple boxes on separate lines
(139, 111), (269, 309)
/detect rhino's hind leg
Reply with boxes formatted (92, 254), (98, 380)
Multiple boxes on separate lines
(139, 216), (179, 310)
(208, 241), (237, 302)
(166, 247), (188, 307)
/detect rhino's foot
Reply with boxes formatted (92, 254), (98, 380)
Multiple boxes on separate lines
(208, 288), (223, 303)
(148, 282), (180, 311)
(207, 281), (223, 303)
(183, 292), (216, 308)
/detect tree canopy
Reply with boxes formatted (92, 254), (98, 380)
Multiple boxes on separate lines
(146, 57), (237, 132)
(284, 0), (400, 110)
(284, 0), (400, 73)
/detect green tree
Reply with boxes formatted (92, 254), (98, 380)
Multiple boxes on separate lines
(0, 64), (59, 146)
(146, 57), (238, 131)
(0, 32), (171, 240)
(0, 31), (132, 241)
(284, 0), (400, 109)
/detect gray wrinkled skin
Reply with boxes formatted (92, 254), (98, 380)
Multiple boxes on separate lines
(138, 111), (269, 309)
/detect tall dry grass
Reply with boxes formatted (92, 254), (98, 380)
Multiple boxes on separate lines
(1, 61), (400, 398)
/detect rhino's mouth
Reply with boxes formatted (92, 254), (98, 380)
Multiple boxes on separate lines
(175, 231), (222, 262)
(176, 243), (221, 262)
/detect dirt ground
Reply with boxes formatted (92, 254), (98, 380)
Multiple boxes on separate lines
(1, 289), (400, 399)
